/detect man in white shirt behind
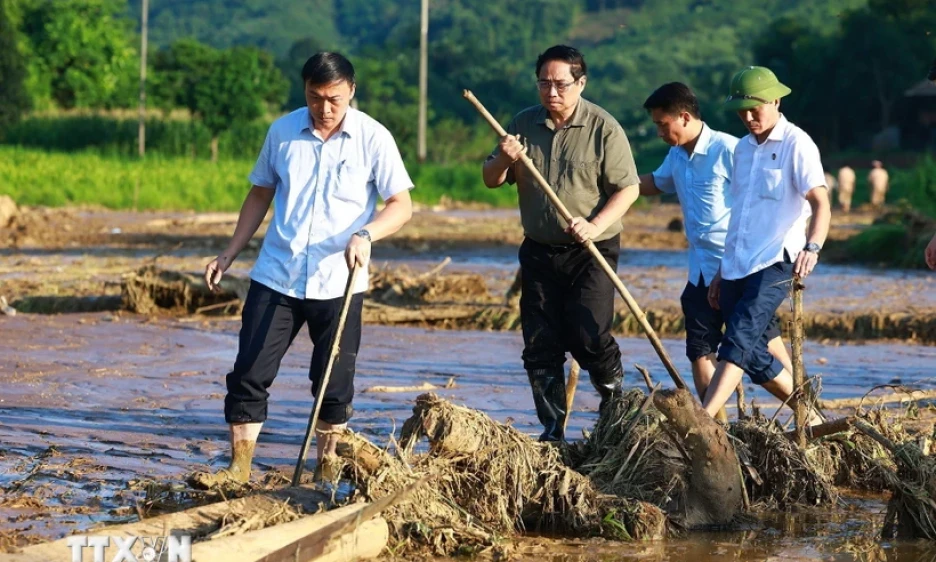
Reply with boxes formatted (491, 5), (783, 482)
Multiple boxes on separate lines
(637, 82), (792, 408)
(703, 66), (831, 421)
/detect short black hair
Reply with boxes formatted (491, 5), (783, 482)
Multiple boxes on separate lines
(302, 52), (355, 86)
(535, 45), (587, 80)
(643, 82), (701, 119)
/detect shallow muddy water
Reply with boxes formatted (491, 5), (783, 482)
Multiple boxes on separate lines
(371, 247), (936, 313)
(2, 313), (936, 558)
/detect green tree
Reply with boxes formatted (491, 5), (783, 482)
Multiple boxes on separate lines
(194, 46), (288, 161)
(0, 0), (29, 136)
(354, 52), (421, 160)
(151, 39), (218, 114)
(130, 0), (341, 57)
(278, 36), (331, 111)
(17, 0), (137, 109)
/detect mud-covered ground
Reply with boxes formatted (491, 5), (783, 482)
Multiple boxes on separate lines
(2, 204), (933, 341)
(2, 203), (936, 560)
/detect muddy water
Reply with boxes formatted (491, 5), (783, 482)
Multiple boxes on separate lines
(2, 313), (936, 558)
(372, 246), (936, 313)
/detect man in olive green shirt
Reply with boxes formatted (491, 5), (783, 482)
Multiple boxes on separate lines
(482, 45), (640, 442)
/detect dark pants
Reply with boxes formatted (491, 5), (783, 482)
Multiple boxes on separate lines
(717, 262), (793, 384)
(224, 280), (363, 426)
(681, 274), (782, 362)
(519, 236), (622, 375)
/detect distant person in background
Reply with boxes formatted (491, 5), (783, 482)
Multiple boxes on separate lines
(837, 165), (855, 213)
(824, 171), (837, 198)
(637, 82), (792, 406)
(926, 233), (936, 270)
(868, 160), (889, 208)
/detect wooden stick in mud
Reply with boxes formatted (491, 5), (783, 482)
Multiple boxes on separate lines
(463, 90), (687, 391)
(293, 262), (362, 486)
(562, 359), (581, 434)
(791, 277), (808, 449)
(736, 383), (747, 420)
(784, 416), (854, 441)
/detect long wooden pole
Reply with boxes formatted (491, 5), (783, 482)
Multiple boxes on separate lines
(463, 90), (687, 390)
(293, 263), (362, 486)
(791, 277), (807, 449)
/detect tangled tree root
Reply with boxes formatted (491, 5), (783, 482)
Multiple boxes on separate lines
(653, 388), (744, 528)
(845, 417), (936, 540)
(730, 415), (838, 509)
(822, 411), (896, 493)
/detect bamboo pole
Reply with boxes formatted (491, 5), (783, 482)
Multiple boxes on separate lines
(463, 90), (687, 391)
(293, 263), (362, 486)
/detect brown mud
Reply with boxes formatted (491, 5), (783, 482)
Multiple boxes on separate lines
(1, 315), (935, 558)
(2, 205), (933, 343)
(2, 204), (936, 559)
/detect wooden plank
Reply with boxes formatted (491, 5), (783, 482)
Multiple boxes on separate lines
(191, 504), (387, 562)
(7, 487), (331, 562)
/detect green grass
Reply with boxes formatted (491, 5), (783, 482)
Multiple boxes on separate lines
(0, 146), (516, 211)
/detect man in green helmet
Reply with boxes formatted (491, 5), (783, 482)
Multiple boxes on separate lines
(702, 66), (831, 421)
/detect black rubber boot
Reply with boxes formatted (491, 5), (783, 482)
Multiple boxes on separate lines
(589, 364), (624, 415)
(527, 367), (567, 442)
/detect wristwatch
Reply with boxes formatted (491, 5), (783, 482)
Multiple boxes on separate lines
(354, 229), (372, 243)
(804, 242), (821, 254)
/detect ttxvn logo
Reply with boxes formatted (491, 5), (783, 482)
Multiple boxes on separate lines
(65, 535), (192, 562)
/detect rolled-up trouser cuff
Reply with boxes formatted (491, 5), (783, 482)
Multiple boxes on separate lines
(318, 403), (354, 425)
(225, 396), (267, 424)
(717, 342), (783, 385)
(686, 344), (715, 363)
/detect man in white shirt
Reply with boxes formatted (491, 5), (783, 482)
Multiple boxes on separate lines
(190, 52), (414, 487)
(702, 66), (831, 420)
(637, 82), (792, 405)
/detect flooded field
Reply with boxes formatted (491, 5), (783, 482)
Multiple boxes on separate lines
(2, 205), (936, 559)
(2, 313), (936, 559)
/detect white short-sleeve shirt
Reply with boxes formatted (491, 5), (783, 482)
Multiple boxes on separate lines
(248, 107), (414, 300)
(652, 124), (737, 286)
(720, 115), (826, 281)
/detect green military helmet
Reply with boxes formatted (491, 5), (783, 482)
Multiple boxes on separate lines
(723, 66), (792, 111)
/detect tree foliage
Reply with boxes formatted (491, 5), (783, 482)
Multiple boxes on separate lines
(16, 0), (137, 109)
(0, 0), (29, 135)
(5, 0), (936, 160)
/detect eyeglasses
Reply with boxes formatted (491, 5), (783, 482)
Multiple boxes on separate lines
(536, 79), (578, 93)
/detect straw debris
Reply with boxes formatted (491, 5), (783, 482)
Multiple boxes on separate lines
(121, 265), (248, 315)
(370, 262), (491, 305)
(338, 393), (666, 555)
(567, 388), (685, 507)
(730, 415), (838, 508)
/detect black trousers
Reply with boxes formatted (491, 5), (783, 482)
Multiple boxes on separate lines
(519, 236), (622, 375)
(224, 280), (363, 426)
